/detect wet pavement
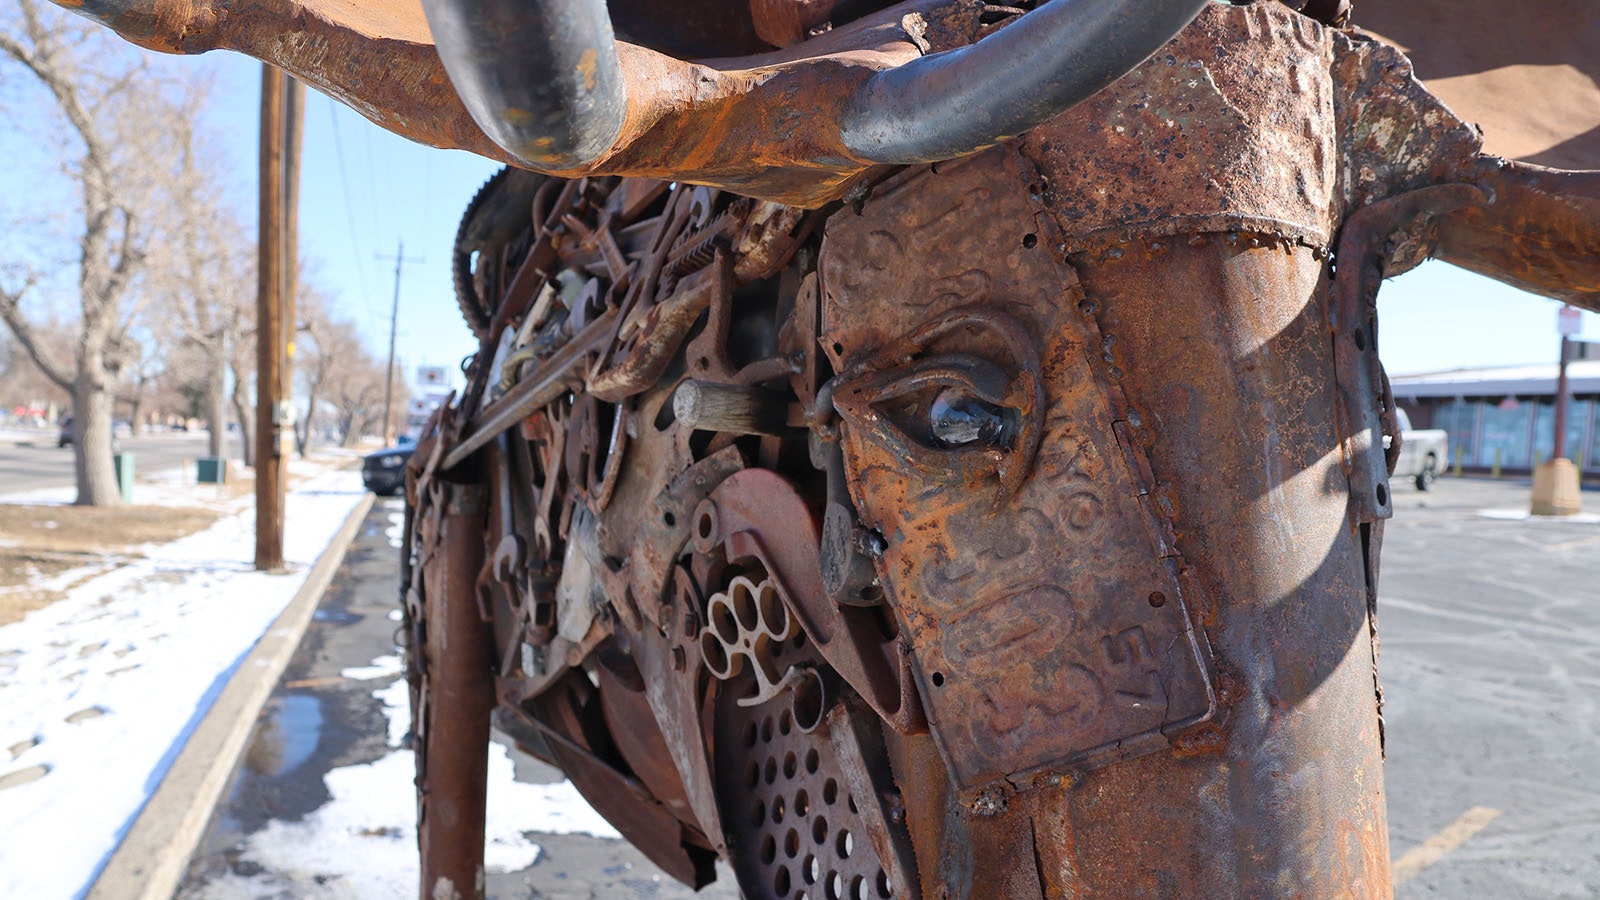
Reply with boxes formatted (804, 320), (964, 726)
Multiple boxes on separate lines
(176, 497), (739, 900)
(172, 478), (1600, 898)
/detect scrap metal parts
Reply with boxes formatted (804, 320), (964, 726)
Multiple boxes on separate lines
(390, 3), (1600, 899)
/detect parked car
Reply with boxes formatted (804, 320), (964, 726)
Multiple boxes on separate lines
(361, 439), (415, 496)
(1390, 408), (1448, 490)
(57, 415), (124, 451)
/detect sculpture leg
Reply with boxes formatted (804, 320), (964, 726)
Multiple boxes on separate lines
(418, 482), (493, 900)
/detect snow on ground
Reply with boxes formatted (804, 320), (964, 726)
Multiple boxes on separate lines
(185, 673), (621, 900)
(0, 460), (367, 899)
(1478, 507), (1600, 523)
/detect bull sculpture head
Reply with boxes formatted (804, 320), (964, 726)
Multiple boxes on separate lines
(52, 0), (1600, 897)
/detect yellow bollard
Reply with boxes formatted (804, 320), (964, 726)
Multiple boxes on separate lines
(1492, 447), (1503, 479)
(1453, 445), (1463, 478)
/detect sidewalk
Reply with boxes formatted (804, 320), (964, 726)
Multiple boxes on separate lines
(0, 453), (370, 898)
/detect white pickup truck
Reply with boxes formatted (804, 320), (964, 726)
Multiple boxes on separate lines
(1390, 407), (1449, 491)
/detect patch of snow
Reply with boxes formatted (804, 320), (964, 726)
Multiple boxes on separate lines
(384, 505), (405, 550)
(0, 466), (367, 899)
(185, 677), (617, 899)
(339, 654), (403, 682)
(1478, 508), (1600, 523)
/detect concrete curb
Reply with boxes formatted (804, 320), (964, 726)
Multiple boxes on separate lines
(85, 491), (378, 900)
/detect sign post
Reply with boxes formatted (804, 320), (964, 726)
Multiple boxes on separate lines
(1533, 305), (1583, 515)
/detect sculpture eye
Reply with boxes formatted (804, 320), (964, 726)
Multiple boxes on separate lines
(854, 353), (1020, 453)
(930, 388), (1015, 449)
(829, 305), (1045, 498)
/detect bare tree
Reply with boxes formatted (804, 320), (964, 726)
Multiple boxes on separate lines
(0, 0), (181, 504)
(0, 323), (72, 422)
(229, 307), (258, 468)
(158, 135), (254, 461)
(294, 284), (337, 456)
(325, 347), (398, 448)
(116, 326), (167, 434)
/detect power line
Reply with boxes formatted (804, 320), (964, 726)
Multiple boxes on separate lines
(324, 96), (374, 318)
(361, 113), (383, 241)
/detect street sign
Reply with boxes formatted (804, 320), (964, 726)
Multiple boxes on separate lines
(1559, 305), (1582, 337)
(417, 365), (448, 386)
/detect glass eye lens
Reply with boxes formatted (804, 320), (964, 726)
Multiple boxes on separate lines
(930, 388), (1014, 449)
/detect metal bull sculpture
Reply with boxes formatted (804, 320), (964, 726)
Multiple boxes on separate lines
(54, 0), (1600, 896)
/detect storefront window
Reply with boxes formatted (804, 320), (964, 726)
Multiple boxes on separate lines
(1531, 399), (1591, 465)
(1432, 400), (1476, 466)
(1478, 399), (1531, 468)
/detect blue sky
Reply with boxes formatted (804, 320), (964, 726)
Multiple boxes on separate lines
(197, 55), (498, 394)
(8, 28), (1589, 394)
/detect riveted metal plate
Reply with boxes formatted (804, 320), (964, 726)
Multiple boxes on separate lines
(819, 149), (1216, 792)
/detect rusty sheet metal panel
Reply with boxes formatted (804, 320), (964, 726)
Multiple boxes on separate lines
(820, 148), (1217, 795)
(1054, 236), (1390, 897)
(1014, 1), (1483, 252)
(1014, 2), (1341, 248)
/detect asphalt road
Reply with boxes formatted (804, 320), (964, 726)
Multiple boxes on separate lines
(174, 477), (1600, 897)
(0, 430), (243, 496)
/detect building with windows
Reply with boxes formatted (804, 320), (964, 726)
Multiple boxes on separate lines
(1390, 360), (1600, 474)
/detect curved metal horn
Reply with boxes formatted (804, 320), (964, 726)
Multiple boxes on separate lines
(420, 0), (626, 170)
(52, 0), (1213, 205)
(840, 0), (1211, 163)
(422, 0), (1206, 174)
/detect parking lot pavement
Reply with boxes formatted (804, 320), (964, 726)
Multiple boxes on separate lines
(1382, 477), (1600, 899)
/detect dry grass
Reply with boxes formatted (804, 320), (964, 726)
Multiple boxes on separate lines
(0, 504), (222, 626)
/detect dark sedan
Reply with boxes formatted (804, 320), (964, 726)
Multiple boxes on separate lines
(361, 440), (414, 495)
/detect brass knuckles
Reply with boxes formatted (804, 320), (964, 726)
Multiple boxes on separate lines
(699, 574), (802, 707)
(832, 304), (1045, 501)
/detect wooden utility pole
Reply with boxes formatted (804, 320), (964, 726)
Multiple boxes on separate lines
(283, 76), (305, 448)
(378, 241), (424, 445)
(256, 64), (285, 571)
(256, 67), (305, 571)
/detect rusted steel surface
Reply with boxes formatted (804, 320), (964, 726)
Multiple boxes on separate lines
(413, 479), (494, 900)
(40, 0), (1600, 897)
(820, 151), (1217, 793)
(378, 2), (1600, 896)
